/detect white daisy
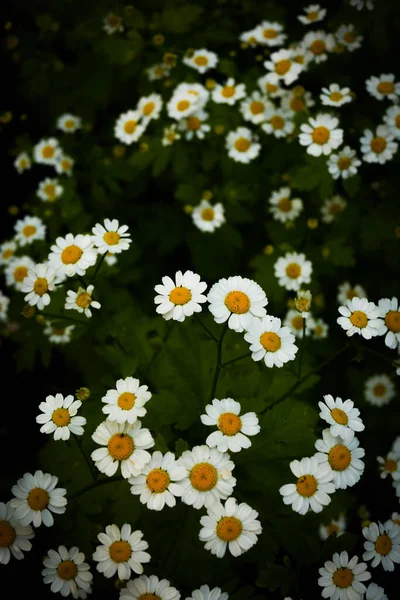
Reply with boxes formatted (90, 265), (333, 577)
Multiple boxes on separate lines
(103, 13), (123, 35)
(319, 513), (347, 541)
(0, 240), (17, 266)
(295, 289), (312, 317)
(183, 49), (218, 74)
(10, 470), (67, 527)
(301, 30), (336, 63)
(44, 322), (75, 344)
(298, 5), (327, 25)
(20, 262), (57, 310)
(318, 394), (365, 442)
(366, 74), (400, 102)
(365, 582), (388, 600)
(33, 137), (61, 165)
(320, 83), (353, 107)
(337, 281), (367, 305)
(207, 275), (268, 333)
(378, 297), (400, 349)
(120, 574), (180, 600)
(14, 151), (31, 173)
(377, 451), (400, 480)
(162, 124), (181, 146)
(65, 285), (101, 318)
(240, 91), (271, 124)
(262, 107), (295, 138)
(191, 199), (226, 233)
(14, 215), (46, 246)
(274, 252), (313, 291)
(314, 429), (365, 489)
(327, 147), (361, 180)
(299, 113), (343, 157)
(37, 177), (64, 202)
(383, 104), (400, 139)
(364, 374), (396, 407)
(0, 290), (10, 322)
(185, 585), (228, 600)
(318, 551), (371, 600)
(114, 110), (146, 145)
(283, 309), (308, 339)
(177, 445), (236, 510)
(199, 496), (262, 558)
(212, 78), (246, 105)
(178, 109), (211, 140)
(337, 297), (385, 339)
(167, 91), (204, 121)
(48, 233), (97, 278)
(264, 49), (303, 85)
(225, 127), (261, 163)
(4, 255), (35, 290)
(200, 398), (260, 453)
(335, 24), (363, 51)
(239, 28), (259, 47)
(101, 376), (151, 424)
(36, 393), (86, 441)
(42, 545), (93, 597)
(244, 314), (298, 368)
(91, 218), (131, 255)
(137, 93), (163, 122)
(279, 456), (335, 515)
(360, 125), (398, 164)
(55, 154), (75, 176)
(254, 21), (286, 46)
(362, 520), (400, 571)
(56, 114), (82, 133)
(154, 270), (208, 322)
(146, 63), (170, 81)
(257, 72), (285, 99)
(128, 450), (186, 511)
(0, 501), (34, 564)
(92, 524), (150, 580)
(268, 187), (303, 223)
(175, 83), (209, 109)
(290, 44), (314, 69)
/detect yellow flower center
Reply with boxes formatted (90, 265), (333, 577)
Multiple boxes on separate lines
(14, 266), (28, 282)
(109, 540), (132, 563)
(343, 31), (355, 44)
(218, 412), (242, 436)
(332, 568), (354, 588)
(42, 145), (55, 159)
(19, 158), (28, 168)
(177, 100), (190, 112)
(61, 159), (72, 171)
(329, 91), (343, 102)
(64, 119), (75, 129)
(146, 468), (170, 493)
(138, 595), (161, 600)
(307, 11), (319, 20)
(278, 197), (292, 212)
(27, 487), (50, 511)
(57, 560), (78, 580)
(311, 126), (330, 145)
(345, 288), (358, 300)
(107, 15), (121, 27)
(260, 331), (281, 352)
(314, 325), (324, 337)
(22, 225), (36, 237)
(117, 392), (136, 410)
(291, 315), (304, 330)
(33, 277), (48, 296)
(224, 290), (251, 314)
(296, 474), (317, 497)
(189, 462), (218, 491)
(0, 520), (16, 547)
(275, 59), (291, 75)
(290, 97), (305, 112)
(373, 383), (386, 397)
(187, 116), (201, 130)
(44, 184), (56, 200)
(338, 157), (351, 170)
(395, 114), (400, 129)
(384, 458), (397, 472)
(194, 55), (208, 66)
(250, 101), (264, 115)
(221, 86), (235, 97)
(124, 120), (137, 134)
(328, 444), (351, 471)
(331, 408), (349, 425)
(169, 286), (192, 305)
(216, 516), (243, 541)
(263, 28), (277, 39)
(201, 208), (215, 221)
(377, 81), (395, 95)
(52, 327), (66, 336)
(266, 83), (278, 93)
(285, 263), (301, 279)
(310, 39), (326, 55)
(61, 245), (83, 265)
(349, 310), (368, 328)
(370, 137), (387, 154)
(271, 115), (285, 129)
(107, 433), (135, 461)
(103, 231), (120, 246)
(142, 101), (155, 116)
(3, 249), (14, 259)
(234, 137), (251, 152)
(51, 407), (71, 427)
(385, 310), (400, 333)
(76, 292), (91, 308)
(375, 534), (392, 556)
(326, 523), (339, 535)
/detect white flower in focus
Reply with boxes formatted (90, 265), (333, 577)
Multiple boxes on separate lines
(36, 393), (87, 440)
(274, 252), (312, 291)
(92, 524), (150, 580)
(244, 314), (298, 368)
(4, 255), (35, 291)
(327, 147), (361, 179)
(120, 575), (180, 600)
(279, 456), (335, 514)
(366, 74), (400, 102)
(297, 5), (327, 25)
(264, 49), (303, 85)
(240, 91), (271, 124)
(21, 262), (56, 310)
(320, 83), (353, 107)
(378, 297), (400, 349)
(183, 49), (218, 73)
(154, 270), (208, 322)
(364, 374), (396, 407)
(10, 470), (67, 527)
(37, 178), (64, 202)
(362, 520), (400, 571)
(48, 233), (97, 278)
(360, 125), (398, 164)
(212, 78), (246, 105)
(33, 138), (61, 166)
(365, 582), (388, 600)
(262, 107), (294, 138)
(92, 218), (131, 255)
(65, 285), (101, 318)
(101, 377), (151, 424)
(318, 394), (365, 443)
(337, 297), (385, 339)
(299, 113), (343, 157)
(137, 93), (163, 122)
(200, 398), (260, 453)
(41, 545), (93, 597)
(0, 501), (34, 564)
(114, 110), (146, 145)
(14, 215), (46, 247)
(56, 114), (82, 133)
(268, 187), (303, 223)
(318, 551), (371, 600)
(314, 429), (365, 489)
(191, 199), (225, 233)
(225, 127), (261, 163)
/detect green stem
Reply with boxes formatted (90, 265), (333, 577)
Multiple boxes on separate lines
(91, 252), (107, 284)
(209, 321), (229, 401)
(297, 318), (307, 380)
(40, 312), (86, 325)
(147, 322), (175, 372)
(221, 351), (252, 368)
(74, 434), (97, 481)
(70, 475), (124, 501)
(193, 314), (218, 342)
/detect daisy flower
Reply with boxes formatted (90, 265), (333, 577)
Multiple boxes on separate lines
(14, 151), (31, 173)
(0, 290), (10, 322)
(146, 63), (170, 81)
(212, 78), (246, 105)
(0, 240), (17, 266)
(103, 13), (123, 35)
(360, 125), (398, 164)
(295, 289), (312, 317)
(264, 49), (303, 85)
(101, 376), (151, 424)
(178, 109), (211, 140)
(183, 49), (218, 74)
(48, 233), (97, 278)
(114, 110), (146, 145)
(154, 269), (207, 322)
(185, 585), (228, 600)
(239, 28), (259, 47)
(279, 456), (335, 515)
(301, 30), (335, 63)
(0, 501), (34, 564)
(199, 496), (262, 558)
(4, 255), (35, 290)
(378, 297), (400, 349)
(254, 21), (286, 46)
(65, 285), (101, 318)
(175, 82), (210, 109)
(191, 199), (226, 233)
(377, 452), (400, 480)
(262, 107), (294, 138)
(337, 281), (367, 305)
(320, 83), (353, 107)
(10, 470), (67, 527)
(33, 137), (61, 165)
(92, 524), (150, 580)
(298, 5), (327, 25)
(299, 113), (343, 157)
(55, 154), (75, 176)
(318, 551), (371, 600)
(392, 512), (400, 525)
(319, 513), (347, 541)
(283, 309), (308, 338)
(244, 314), (298, 368)
(327, 146), (361, 180)
(337, 297), (385, 339)
(225, 127), (261, 163)
(240, 91), (271, 124)
(128, 450), (186, 511)
(37, 177), (64, 202)
(207, 275), (268, 333)
(137, 93), (163, 122)
(177, 445), (236, 510)
(42, 545), (93, 597)
(281, 88), (315, 114)
(366, 74), (400, 102)
(43, 322), (75, 344)
(383, 104), (400, 139)
(364, 374), (396, 407)
(56, 114), (82, 133)
(318, 394), (365, 443)
(362, 520), (400, 571)
(91, 419), (154, 479)
(200, 398), (260, 453)
(162, 124), (181, 146)
(21, 262), (56, 310)
(290, 44), (314, 69)
(36, 393), (87, 441)
(314, 429), (365, 489)
(365, 582), (388, 600)
(269, 187), (303, 223)
(257, 72), (285, 99)
(92, 218), (131, 255)
(167, 93), (202, 121)
(14, 215), (46, 246)
(274, 252), (312, 291)
(335, 24), (363, 51)
(120, 575), (180, 600)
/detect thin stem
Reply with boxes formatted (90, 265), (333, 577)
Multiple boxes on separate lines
(221, 351), (252, 368)
(297, 318), (307, 380)
(40, 312), (86, 325)
(193, 314), (218, 343)
(74, 434), (97, 481)
(70, 475), (124, 501)
(209, 321), (229, 401)
(91, 252), (107, 284)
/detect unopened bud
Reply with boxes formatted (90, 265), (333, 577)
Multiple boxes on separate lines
(76, 387), (91, 401)
(295, 290), (312, 315)
(21, 304), (36, 318)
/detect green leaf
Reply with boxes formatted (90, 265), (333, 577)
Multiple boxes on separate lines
(161, 4), (204, 34)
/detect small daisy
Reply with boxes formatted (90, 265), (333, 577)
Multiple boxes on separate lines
(269, 187), (303, 223)
(0, 501), (34, 564)
(298, 5), (327, 25)
(177, 445), (236, 510)
(318, 551), (371, 600)
(128, 450), (186, 511)
(0, 290), (10, 321)
(178, 109), (211, 140)
(212, 78), (246, 105)
(320, 83), (353, 107)
(114, 110), (146, 145)
(314, 429), (365, 489)
(43, 322), (75, 344)
(200, 398), (260, 453)
(4, 255), (35, 290)
(336, 24), (363, 51)
(299, 113), (343, 157)
(91, 419), (154, 479)
(185, 585), (228, 600)
(154, 270), (207, 322)
(183, 49), (218, 74)
(103, 13), (123, 35)
(337, 281), (367, 305)
(239, 28), (259, 47)
(378, 297), (400, 349)
(207, 275), (268, 333)
(48, 233), (97, 278)
(319, 513), (347, 541)
(364, 374), (396, 407)
(0, 240), (17, 266)
(37, 177), (64, 202)
(33, 137), (61, 165)
(36, 393), (87, 440)
(56, 114), (82, 133)
(21, 262), (56, 310)
(10, 470), (67, 527)
(318, 394), (365, 443)
(91, 218), (131, 255)
(254, 21), (286, 47)
(174, 82), (210, 110)
(92, 524), (150, 580)
(281, 88), (315, 114)
(366, 74), (400, 102)
(240, 91), (271, 124)
(225, 127), (261, 163)
(146, 63), (169, 81)
(14, 215), (46, 246)
(120, 575), (180, 600)
(362, 520), (400, 571)
(244, 314), (298, 368)
(365, 582), (388, 600)
(137, 93), (163, 122)
(383, 104), (400, 139)
(65, 285), (101, 318)
(162, 124), (181, 146)
(283, 309), (308, 339)
(264, 49), (303, 85)
(290, 44), (314, 69)
(274, 252), (313, 291)
(327, 146), (361, 180)
(55, 154), (75, 176)
(199, 496), (262, 558)
(301, 30), (336, 63)
(257, 72), (285, 99)
(191, 199), (225, 233)
(360, 125), (398, 164)
(14, 151), (31, 173)
(309, 317), (329, 339)
(101, 376), (151, 424)
(337, 297), (385, 339)
(295, 289), (312, 317)
(167, 93), (201, 121)
(42, 545), (93, 597)
(279, 456), (335, 514)
(262, 107), (295, 138)
(377, 451), (400, 480)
